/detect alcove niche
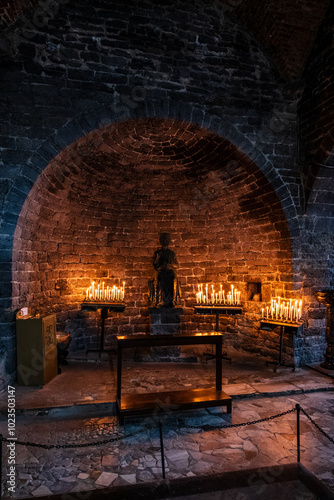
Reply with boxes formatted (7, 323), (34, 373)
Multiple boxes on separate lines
(12, 118), (292, 358)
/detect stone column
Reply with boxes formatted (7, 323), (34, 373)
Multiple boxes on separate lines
(315, 289), (334, 370)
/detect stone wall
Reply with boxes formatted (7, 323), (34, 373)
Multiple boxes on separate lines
(298, 2), (334, 201)
(0, 0), (332, 387)
(11, 118), (292, 355)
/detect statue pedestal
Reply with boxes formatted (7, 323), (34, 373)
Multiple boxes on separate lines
(135, 308), (197, 362)
(150, 307), (182, 359)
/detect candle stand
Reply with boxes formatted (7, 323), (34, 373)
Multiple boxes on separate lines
(260, 319), (303, 372)
(195, 305), (243, 362)
(81, 302), (126, 357)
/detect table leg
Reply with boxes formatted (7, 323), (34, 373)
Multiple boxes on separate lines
(116, 342), (122, 401)
(99, 307), (108, 356)
(216, 337), (222, 390)
(278, 325), (284, 365)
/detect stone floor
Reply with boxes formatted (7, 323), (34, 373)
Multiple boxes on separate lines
(0, 348), (334, 498)
(2, 347), (334, 411)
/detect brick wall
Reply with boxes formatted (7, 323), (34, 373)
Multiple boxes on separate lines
(11, 118), (292, 354)
(0, 0), (41, 29)
(0, 0), (331, 387)
(298, 2), (334, 203)
(235, 0), (330, 79)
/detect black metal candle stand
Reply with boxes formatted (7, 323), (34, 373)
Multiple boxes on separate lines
(81, 302), (126, 356)
(195, 305), (243, 362)
(260, 319), (303, 372)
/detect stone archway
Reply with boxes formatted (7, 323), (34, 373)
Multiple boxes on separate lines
(12, 117), (293, 357)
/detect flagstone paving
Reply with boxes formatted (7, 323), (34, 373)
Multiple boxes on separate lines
(0, 391), (334, 498)
(0, 348), (334, 498)
(1, 347), (333, 411)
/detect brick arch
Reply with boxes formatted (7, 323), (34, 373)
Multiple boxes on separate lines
(11, 117), (294, 356)
(4, 103), (299, 240)
(0, 114), (298, 387)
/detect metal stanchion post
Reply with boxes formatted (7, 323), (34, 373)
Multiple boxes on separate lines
(159, 422), (166, 479)
(296, 404), (300, 463)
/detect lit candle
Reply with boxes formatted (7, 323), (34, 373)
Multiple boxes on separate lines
(206, 284), (208, 304)
(262, 308), (264, 318)
(223, 290), (225, 304)
(86, 288), (89, 300)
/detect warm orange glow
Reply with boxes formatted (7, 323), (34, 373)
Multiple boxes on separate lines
(263, 296), (303, 323)
(195, 332), (221, 337)
(196, 283), (241, 305)
(85, 281), (125, 302)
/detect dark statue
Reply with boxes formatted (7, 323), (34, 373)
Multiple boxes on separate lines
(315, 289), (334, 370)
(148, 233), (181, 307)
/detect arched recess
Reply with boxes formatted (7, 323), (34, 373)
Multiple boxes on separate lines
(4, 101), (299, 239)
(0, 106), (300, 389)
(12, 117), (294, 356)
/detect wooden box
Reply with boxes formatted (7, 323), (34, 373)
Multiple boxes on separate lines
(16, 314), (58, 386)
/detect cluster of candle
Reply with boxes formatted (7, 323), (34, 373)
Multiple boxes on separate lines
(262, 297), (302, 322)
(85, 281), (125, 302)
(196, 284), (241, 305)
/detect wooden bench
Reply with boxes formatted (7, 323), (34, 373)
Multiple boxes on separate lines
(116, 333), (232, 424)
